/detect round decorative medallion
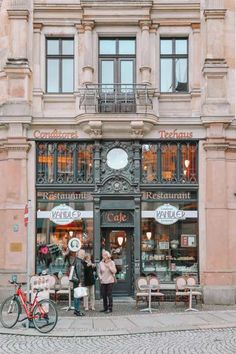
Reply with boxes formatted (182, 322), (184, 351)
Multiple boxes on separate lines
(106, 148), (128, 170)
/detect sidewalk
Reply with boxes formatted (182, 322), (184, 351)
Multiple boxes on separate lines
(1, 298), (236, 337)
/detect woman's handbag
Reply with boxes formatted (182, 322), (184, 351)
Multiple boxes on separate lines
(74, 286), (88, 298)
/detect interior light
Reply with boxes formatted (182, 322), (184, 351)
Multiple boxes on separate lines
(184, 159), (190, 168)
(146, 232), (152, 240)
(69, 231), (73, 237)
(117, 237), (124, 246)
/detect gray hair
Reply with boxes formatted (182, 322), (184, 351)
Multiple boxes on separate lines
(102, 250), (111, 258)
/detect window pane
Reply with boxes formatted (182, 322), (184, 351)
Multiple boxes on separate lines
(161, 59), (172, 92)
(161, 143), (177, 182)
(37, 143), (54, 184)
(121, 60), (133, 92)
(101, 61), (114, 91)
(77, 144), (93, 182)
(47, 59), (59, 92)
(160, 39), (172, 54)
(100, 40), (116, 54)
(142, 144), (157, 182)
(175, 39), (187, 54)
(175, 58), (187, 91)
(181, 143), (197, 183)
(47, 40), (59, 55)
(119, 40), (135, 54)
(57, 143), (74, 183)
(62, 59), (74, 92)
(62, 40), (74, 55)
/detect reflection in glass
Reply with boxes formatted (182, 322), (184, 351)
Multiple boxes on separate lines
(142, 144), (158, 182)
(175, 58), (187, 92)
(62, 59), (74, 92)
(119, 40), (135, 55)
(47, 59), (59, 93)
(100, 40), (116, 55)
(161, 59), (172, 92)
(161, 144), (177, 182)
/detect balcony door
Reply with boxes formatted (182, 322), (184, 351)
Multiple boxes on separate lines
(99, 38), (136, 112)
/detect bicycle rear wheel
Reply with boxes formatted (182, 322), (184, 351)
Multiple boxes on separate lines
(0, 296), (21, 328)
(32, 299), (58, 333)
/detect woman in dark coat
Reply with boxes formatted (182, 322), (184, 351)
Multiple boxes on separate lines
(83, 254), (96, 311)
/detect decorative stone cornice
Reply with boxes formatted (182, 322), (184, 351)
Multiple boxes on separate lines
(7, 9), (29, 20)
(204, 9), (226, 20)
(0, 142), (31, 153)
(130, 121), (144, 138)
(203, 141), (229, 152)
(191, 23), (200, 30)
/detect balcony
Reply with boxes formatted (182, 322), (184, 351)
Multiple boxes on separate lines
(79, 84), (154, 114)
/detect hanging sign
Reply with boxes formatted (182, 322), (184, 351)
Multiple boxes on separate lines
(155, 204), (186, 225)
(49, 204), (81, 225)
(68, 237), (81, 252)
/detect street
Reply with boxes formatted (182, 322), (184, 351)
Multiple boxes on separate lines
(0, 328), (236, 354)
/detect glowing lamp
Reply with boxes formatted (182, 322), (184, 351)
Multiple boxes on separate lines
(146, 232), (152, 240)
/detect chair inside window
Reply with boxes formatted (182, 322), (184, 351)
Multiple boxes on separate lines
(186, 276), (202, 304)
(55, 275), (71, 302)
(175, 276), (189, 305)
(135, 276), (149, 308)
(149, 276), (165, 305)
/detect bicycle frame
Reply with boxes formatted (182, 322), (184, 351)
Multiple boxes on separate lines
(14, 283), (47, 321)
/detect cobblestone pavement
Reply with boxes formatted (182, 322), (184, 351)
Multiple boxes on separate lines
(0, 328), (236, 354)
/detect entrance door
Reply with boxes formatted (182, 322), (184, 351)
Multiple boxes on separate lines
(101, 229), (133, 296)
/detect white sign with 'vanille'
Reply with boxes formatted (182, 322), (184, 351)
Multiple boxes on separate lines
(49, 204), (82, 225)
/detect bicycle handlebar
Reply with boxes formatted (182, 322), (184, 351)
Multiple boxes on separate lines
(8, 280), (27, 286)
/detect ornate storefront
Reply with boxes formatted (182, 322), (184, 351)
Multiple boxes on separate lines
(36, 139), (198, 296)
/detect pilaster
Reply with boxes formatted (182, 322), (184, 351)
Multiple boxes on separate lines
(139, 21), (152, 85)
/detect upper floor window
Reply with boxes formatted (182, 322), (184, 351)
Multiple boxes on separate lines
(46, 38), (74, 93)
(36, 142), (93, 184)
(160, 38), (188, 93)
(98, 38), (136, 112)
(142, 141), (198, 184)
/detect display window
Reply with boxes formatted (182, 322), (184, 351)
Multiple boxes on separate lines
(141, 201), (198, 282)
(36, 199), (93, 276)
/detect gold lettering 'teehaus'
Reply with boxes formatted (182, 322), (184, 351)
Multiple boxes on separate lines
(159, 129), (193, 139)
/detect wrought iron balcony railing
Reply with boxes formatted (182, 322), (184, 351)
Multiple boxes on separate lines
(79, 84), (154, 113)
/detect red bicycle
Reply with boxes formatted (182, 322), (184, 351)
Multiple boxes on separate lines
(0, 280), (58, 333)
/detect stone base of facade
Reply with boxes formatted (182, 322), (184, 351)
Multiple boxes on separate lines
(203, 286), (236, 305)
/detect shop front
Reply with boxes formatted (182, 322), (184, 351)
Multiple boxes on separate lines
(35, 140), (199, 297)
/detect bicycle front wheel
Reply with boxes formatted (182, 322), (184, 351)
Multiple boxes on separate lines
(0, 296), (21, 328)
(32, 299), (58, 333)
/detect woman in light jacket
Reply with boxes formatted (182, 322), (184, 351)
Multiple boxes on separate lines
(98, 250), (117, 313)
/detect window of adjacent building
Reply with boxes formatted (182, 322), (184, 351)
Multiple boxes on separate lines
(141, 142), (198, 184)
(46, 38), (74, 93)
(160, 38), (188, 93)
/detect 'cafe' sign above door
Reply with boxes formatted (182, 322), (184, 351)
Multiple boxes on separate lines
(101, 211), (134, 226)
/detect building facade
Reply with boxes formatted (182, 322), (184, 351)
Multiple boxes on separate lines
(0, 0), (235, 303)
